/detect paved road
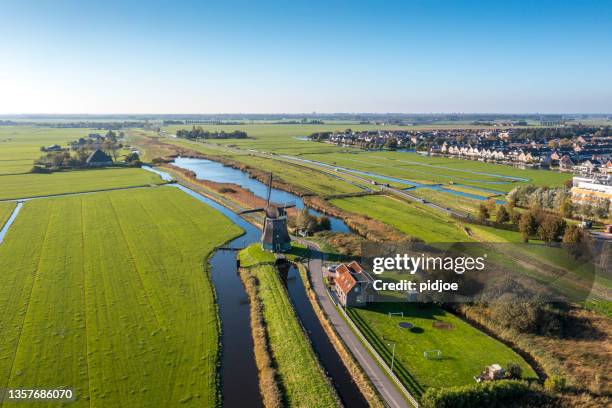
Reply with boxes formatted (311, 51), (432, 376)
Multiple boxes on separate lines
(305, 245), (411, 408)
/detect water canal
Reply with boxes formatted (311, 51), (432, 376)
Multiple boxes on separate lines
(142, 166), (367, 407)
(173, 157), (351, 232)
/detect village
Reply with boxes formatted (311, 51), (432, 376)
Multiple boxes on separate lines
(311, 125), (612, 170)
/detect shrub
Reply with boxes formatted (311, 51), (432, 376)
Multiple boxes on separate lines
(30, 166), (51, 174)
(506, 362), (522, 379)
(421, 380), (537, 408)
(478, 204), (490, 222)
(496, 205), (510, 223)
(544, 375), (566, 392)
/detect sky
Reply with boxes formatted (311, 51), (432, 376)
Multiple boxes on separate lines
(0, 0), (611, 114)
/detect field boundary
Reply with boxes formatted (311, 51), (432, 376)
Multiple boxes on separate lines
(331, 291), (420, 407)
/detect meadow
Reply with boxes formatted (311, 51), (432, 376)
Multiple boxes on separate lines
(0, 202), (15, 230)
(0, 187), (242, 407)
(307, 151), (570, 192)
(348, 303), (537, 396)
(240, 260), (338, 407)
(330, 195), (469, 242)
(0, 127), (93, 175)
(0, 168), (165, 200)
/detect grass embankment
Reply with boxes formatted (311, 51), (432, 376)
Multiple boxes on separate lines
(238, 247), (339, 407)
(348, 303), (538, 398)
(331, 195), (468, 242)
(0, 168), (165, 200)
(0, 202), (16, 230)
(296, 264), (384, 407)
(0, 187), (242, 407)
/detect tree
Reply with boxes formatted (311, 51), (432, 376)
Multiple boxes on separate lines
(496, 205), (510, 223)
(558, 198), (573, 218)
(519, 212), (538, 242)
(538, 214), (566, 243)
(478, 204), (489, 222)
(506, 363), (522, 380)
(486, 198), (497, 214)
(318, 216), (331, 231)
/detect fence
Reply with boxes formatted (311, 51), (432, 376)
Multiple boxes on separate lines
(326, 289), (420, 408)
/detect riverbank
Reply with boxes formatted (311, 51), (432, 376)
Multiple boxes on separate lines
(238, 258), (341, 407)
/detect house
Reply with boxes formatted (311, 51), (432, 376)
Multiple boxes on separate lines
(45, 144), (63, 152)
(86, 149), (113, 167)
(559, 155), (575, 172)
(334, 261), (374, 307)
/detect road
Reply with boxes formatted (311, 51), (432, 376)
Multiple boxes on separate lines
(305, 244), (413, 408)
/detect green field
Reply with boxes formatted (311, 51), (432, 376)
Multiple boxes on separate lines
(246, 263), (338, 406)
(0, 168), (165, 200)
(157, 125), (569, 199)
(307, 151), (570, 192)
(0, 127), (94, 175)
(348, 303), (537, 396)
(0, 187), (242, 407)
(0, 202), (16, 231)
(331, 195), (469, 242)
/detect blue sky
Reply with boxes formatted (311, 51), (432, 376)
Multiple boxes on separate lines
(1, 0), (611, 114)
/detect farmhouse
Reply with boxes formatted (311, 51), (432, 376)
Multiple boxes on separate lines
(86, 149), (113, 167)
(334, 261), (375, 307)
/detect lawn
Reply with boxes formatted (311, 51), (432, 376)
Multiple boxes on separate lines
(0, 127), (94, 175)
(247, 263), (338, 406)
(0, 202), (15, 229)
(348, 303), (537, 397)
(0, 168), (165, 200)
(238, 243), (276, 267)
(330, 195), (469, 242)
(0, 187), (242, 407)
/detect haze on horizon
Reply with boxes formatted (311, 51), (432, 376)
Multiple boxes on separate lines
(1, 0), (611, 115)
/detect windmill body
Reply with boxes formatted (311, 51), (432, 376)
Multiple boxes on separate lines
(240, 173), (294, 252)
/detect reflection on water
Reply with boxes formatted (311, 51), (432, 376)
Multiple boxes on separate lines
(173, 157), (350, 233)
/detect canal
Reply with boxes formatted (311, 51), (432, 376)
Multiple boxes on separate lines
(143, 166), (367, 407)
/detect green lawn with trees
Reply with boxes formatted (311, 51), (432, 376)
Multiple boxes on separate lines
(0, 127), (93, 175)
(0, 187), (242, 407)
(348, 303), (538, 397)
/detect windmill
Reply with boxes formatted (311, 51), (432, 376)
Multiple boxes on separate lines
(240, 173), (295, 252)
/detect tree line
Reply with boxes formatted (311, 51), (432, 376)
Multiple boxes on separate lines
(175, 127), (248, 140)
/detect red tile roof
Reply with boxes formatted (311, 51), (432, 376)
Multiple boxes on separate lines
(335, 264), (357, 295)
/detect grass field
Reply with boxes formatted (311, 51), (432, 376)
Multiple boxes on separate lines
(0, 187), (242, 407)
(348, 303), (537, 396)
(307, 151), (570, 192)
(0, 127), (93, 175)
(0, 168), (165, 200)
(157, 125), (569, 199)
(244, 262), (338, 406)
(330, 195), (469, 242)
(0, 202), (16, 230)
(411, 189), (483, 215)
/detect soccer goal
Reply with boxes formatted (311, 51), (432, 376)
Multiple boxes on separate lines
(423, 349), (442, 359)
(388, 312), (404, 319)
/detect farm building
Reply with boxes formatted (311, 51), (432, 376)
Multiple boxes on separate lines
(86, 149), (113, 167)
(334, 261), (375, 307)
